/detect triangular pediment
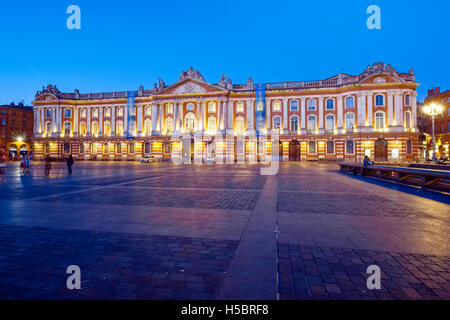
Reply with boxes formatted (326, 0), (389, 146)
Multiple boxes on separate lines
(160, 79), (226, 95)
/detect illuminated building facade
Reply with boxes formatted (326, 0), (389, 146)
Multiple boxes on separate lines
(32, 63), (419, 163)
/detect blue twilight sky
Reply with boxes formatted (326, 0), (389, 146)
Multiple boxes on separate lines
(0, 0), (448, 105)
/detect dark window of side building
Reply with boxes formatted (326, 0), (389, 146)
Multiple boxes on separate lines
(1, 110), (6, 115)
(326, 141), (335, 154)
(1, 118), (5, 126)
(406, 140), (412, 155)
(11, 118), (16, 126)
(22, 120), (27, 128)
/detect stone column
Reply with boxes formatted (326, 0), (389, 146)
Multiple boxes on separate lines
(300, 98), (306, 134)
(388, 91), (394, 127)
(247, 99), (254, 133)
(174, 103), (179, 131)
(357, 94), (366, 128)
(151, 103), (158, 134)
(124, 104), (129, 136)
(99, 107), (103, 136)
(367, 93), (373, 128)
(201, 101), (206, 131)
(51, 108), (56, 135)
(40, 108), (44, 133)
(111, 106), (115, 136)
(198, 101), (204, 131)
(73, 106), (78, 136)
(266, 99), (271, 130)
(282, 98), (288, 134)
(86, 108), (91, 136)
(394, 91), (403, 128)
(412, 92), (417, 129)
(227, 100), (233, 131)
(137, 105), (142, 136)
(178, 102), (183, 130)
(318, 97), (324, 133)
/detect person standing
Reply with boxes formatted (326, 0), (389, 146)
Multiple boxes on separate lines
(66, 154), (74, 174)
(25, 155), (30, 174)
(44, 154), (52, 176)
(362, 155), (373, 176)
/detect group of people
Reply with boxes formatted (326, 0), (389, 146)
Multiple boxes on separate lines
(41, 154), (75, 176)
(19, 156), (31, 174)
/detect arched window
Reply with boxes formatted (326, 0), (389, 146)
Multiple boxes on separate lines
(375, 112), (385, 129)
(290, 116), (299, 131)
(326, 99), (334, 110)
(405, 111), (411, 128)
(63, 143), (71, 154)
(64, 121), (71, 135)
(208, 102), (216, 113)
(104, 143), (109, 154)
(64, 109), (71, 118)
(325, 115), (335, 132)
(144, 119), (151, 136)
(307, 99), (316, 111)
(91, 143), (97, 154)
(117, 107), (124, 117)
(308, 141), (317, 154)
(104, 108), (111, 117)
(236, 102), (244, 113)
(145, 106), (151, 116)
(185, 113), (195, 130)
(46, 121), (52, 134)
(116, 143), (122, 154)
(345, 96), (354, 108)
(80, 122), (86, 136)
(290, 100), (299, 111)
(165, 117), (174, 133)
(375, 94), (384, 106)
(91, 121), (99, 135)
(346, 140), (355, 155)
(326, 141), (335, 154)
(104, 121), (111, 136)
(166, 104), (174, 114)
(307, 115), (316, 132)
(345, 113), (355, 131)
(116, 121), (124, 136)
(235, 116), (245, 132)
(80, 109), (86, 118)
(207, 116), (216, 131)
(273, 116), (281, 130)
(92, 109), (99, 118)
(272, 100), (281, 112)
(144, 142), (151, 154)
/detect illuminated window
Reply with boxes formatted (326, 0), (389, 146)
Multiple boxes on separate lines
(273, 116), (281, 130)
(91, 143), (97, 154)
(208, 102), (216, 113)
(308, 141), (317, 154)
(145, 106), (151, 116)
(326, 115), (335, 131)
(79, 143), (85, 154)
(116, 121), (124, 136)
(129, 143), (135, 154)
(80, 122), (86, 136)
(46, 121), (52, 134)
(144, 142), (151, 154)
(91, 121), (99, 135)
(144, 119), (151, 136)
(116, 143), (122, 154)
(104, 143), (109, 154)
(345, 113), (355, 130)
(290, 116), (299, 131)
(80, 109), (86, 118)
(273, 101), (281, 112)
(375, 112), (385, 129)
(185, 113), (195, 130)
(92, 109), (99, 118)
(117, 107), (123, 117)
(375, 95), (384, 106)
(166, 104), (174, 114)
(307, 115), (316, 132)
(326, 99), (334, 110)
(236, 102), (244, 113)
(64, 121), (71, 135)
(345, 97), (354, 108)
(105, 108), (111, 117)
(165, 117), (174, 133)
(104, 121), (111, 136)
(307, 99), (316, 111)
(64, 109), (71, 118)
(207, 116), (216, 131)
(235, 116), (245, 132)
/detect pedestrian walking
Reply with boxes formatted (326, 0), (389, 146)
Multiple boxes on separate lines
(44, 154), (52, 176)
(66, 154), (74, 174)
(362, 155), (373, 176)
(25, 156), (30, 174)
(20, 156), (26, 175)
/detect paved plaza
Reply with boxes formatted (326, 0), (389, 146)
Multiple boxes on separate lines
(0, 161), (449, 300)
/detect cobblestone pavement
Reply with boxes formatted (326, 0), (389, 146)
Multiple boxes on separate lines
(0, 161), (449, 300)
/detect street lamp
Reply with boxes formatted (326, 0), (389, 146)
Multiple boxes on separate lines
(423, 102), (444, 162)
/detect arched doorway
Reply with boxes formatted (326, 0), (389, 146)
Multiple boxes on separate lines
(9, 144), (18, 160)
(289, 140), (300, 162)
(374, 138), (388, 162)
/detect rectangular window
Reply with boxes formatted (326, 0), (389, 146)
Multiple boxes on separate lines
(290, 101), (298, 111)
(1, 118), (5, 126)
(308, 141), (316, 155)
(116, 143), (122, 154)
(129, 143), (135, 154)
(79, 143), (85, 154)
(375, 95), (384, 106)
(405, 95), (411, 106)
(346, 141), (354, 155)
(307, 100), (316, 111)
(406, 140), (412, 155)
(326, 141), (334, 154)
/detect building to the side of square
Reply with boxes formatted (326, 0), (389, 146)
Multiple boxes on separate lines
(31, 62), (420, 163)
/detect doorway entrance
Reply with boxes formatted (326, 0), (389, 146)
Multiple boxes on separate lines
(289, 140), (300, 161)
(374, 138), (388, 162)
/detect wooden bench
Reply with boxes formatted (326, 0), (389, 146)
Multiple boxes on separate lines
(0, 163), (5, 175)
(340, 162), (450, 189)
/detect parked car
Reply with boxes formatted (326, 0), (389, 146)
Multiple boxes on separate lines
(140, 155), (156, 163)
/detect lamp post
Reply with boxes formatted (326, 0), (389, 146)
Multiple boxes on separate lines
(423, 103), (443, 162)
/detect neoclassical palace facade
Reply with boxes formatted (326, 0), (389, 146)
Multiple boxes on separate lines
(32, 63), (419, 163)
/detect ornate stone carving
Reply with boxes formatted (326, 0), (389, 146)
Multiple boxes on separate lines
(219, 74), (227, 88)
(247, 77), (254, 90)
(35, 84), (61, 98)
(361, 62), (398, 78)
(137, 85), (144, 97)
(226, 79), (233, 90)
(179, 67), (205, 82)
(173, 82), (207, 94)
